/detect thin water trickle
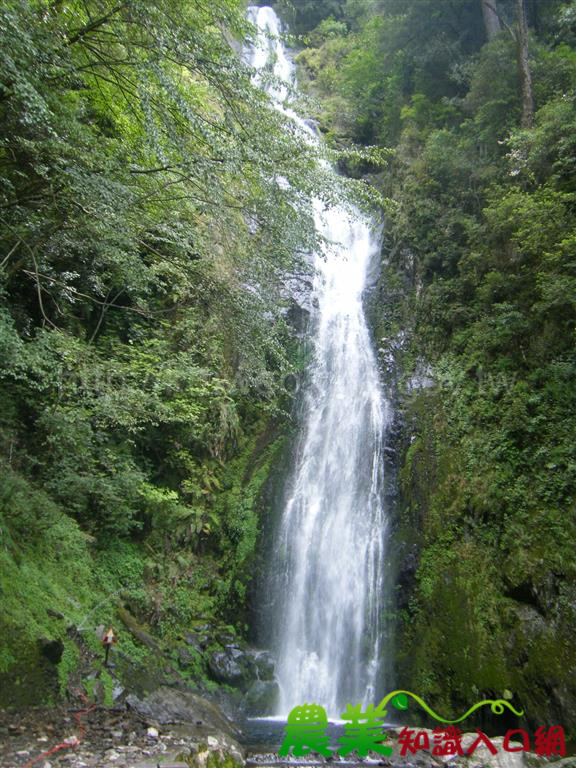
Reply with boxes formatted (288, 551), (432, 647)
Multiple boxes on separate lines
(245, 6), (392, 718)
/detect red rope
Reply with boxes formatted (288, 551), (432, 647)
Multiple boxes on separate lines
(22, 694), (95, 768)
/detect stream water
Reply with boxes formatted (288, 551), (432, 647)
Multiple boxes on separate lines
(245, 6), (392, 720)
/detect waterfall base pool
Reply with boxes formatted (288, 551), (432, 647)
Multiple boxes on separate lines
(240, 717), (396, 762)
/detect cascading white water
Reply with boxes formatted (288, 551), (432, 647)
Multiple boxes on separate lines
(246, 6), (391, 717)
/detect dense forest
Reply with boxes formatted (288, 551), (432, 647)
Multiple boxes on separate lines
(1, 0), (576, 752)
(0, 0), (332, 708)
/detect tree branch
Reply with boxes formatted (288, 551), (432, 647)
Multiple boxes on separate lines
(67, 2), (130, 45)
(483, 0), (515, 38)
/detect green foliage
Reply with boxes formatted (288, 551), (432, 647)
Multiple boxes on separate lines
(213, 427), (287, 617)
(0, 0), (337, 702)
(0, 0), (316, 537)
(275, 0), (347, 35)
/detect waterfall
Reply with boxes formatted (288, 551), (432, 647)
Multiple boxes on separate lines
(245, 6), (392, 718)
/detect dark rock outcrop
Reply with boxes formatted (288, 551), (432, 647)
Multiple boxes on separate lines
(126, 686), (240, 739)
(244, 680), (280, 716)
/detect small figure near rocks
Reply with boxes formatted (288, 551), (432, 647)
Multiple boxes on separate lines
(101, 626), (117, 666)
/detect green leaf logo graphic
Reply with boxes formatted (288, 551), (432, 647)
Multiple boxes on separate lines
(375, 690), (524, 723)
(392, 693), (408, 710)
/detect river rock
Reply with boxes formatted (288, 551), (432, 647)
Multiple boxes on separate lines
(192, 734), (244, 767)
(457, 735), (527, 767)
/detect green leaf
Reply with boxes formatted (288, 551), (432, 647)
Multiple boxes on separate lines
(392, 693), (408, 710)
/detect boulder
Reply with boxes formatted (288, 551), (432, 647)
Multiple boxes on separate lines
(126, 686), (240, 739)
(253, 651), (275, 682)
(207, 645), (277, 691)
(179, 733), (244, 768)
(176, 646), (196, 668)
(208, 647), (257, 690)
(244, 680), (280, 716)
(385, 729), (531, 768)
(458, 735), (527, 767)
(184, 632), (210, 652)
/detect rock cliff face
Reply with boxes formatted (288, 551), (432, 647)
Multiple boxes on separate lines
(363, 252), (575, 737)
(389, 377), (576, 735)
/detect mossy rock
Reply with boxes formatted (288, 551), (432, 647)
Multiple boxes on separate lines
(244, 679), (279, 716)
(0, 625), (61, 708)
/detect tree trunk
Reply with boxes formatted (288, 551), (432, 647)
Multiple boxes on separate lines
(480, 0), (501, 40)
(515, 0), (534, 128)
